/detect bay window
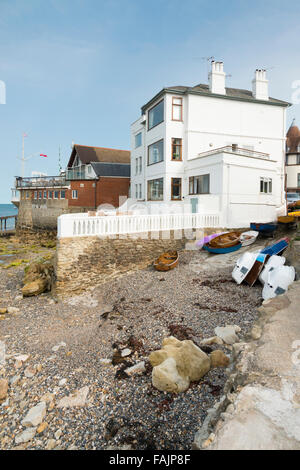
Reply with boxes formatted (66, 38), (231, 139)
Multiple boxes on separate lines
(148, 139), (164, 165)
(147, 178), (164, 201)
(148, 100), (164, 130)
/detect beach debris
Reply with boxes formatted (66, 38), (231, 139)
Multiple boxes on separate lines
(149, 336), (210, 393)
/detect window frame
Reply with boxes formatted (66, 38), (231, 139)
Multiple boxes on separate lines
(147, 99), (164, 131)
(135, 132), (142, 148)
(72, 190), (78, 200)
(260, 177), (272, 194)
(171, 138), (182, 161)
(147, 177), (164, 201)
(147, 139), (164, 166)
(171, 177), (182, 201)
(189, 174), (210, 195)
(172, 96), (183, 121)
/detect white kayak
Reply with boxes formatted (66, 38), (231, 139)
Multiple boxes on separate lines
(258, 255), (286, 285)
(262, 265), (295, 300)
(240, 230), (259, 247)
(232, 251), (260, 285)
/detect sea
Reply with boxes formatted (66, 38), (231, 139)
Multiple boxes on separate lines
(0, 204), (18, 230)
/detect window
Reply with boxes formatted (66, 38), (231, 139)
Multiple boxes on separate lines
(34, 191), (37, 199)
(298, 174), (300, 188)
(43, 191), (47, 199)
(54, 191), (59, 199)
(38, 191), (42, 199)
(72, 190), (78, 199)
(26, 191), (30, 199)
(148, 100), (164, 130)
(148, 139), (164, 165)
(260, 177), (272, 194)
(48, 191), (53, 199)
(135, 158), (139, 175)
(171, 138), (182, 161)
(87, 165), (92, 174)
(171, 178), (182, 200)
(297, 155), (300, 165)
(139, 184), (142, 199)
(189, 175), (210, 194)
(135, 184), (138, 199)
(172, 97), (183, 121)
(135, 132), (142, 148)
(139, 156), (142, 173)
(147, 178), (163, 201)
(60, 190), (66, 199)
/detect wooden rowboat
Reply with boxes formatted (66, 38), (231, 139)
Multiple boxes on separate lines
(278, 216), (295, 224)
(202, 243), (242, 254)
(209, 231), (241, 248)
(153, 251), (179, 271)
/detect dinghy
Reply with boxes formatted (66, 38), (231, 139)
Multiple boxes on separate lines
(209, 232), (241, 248)
(250, 222), (277, 236)
(262, 265), (295, 300)
(239, 230), (259, 247)
(202, 243), (242, 254)
(153, 251), (179, 272)
(244, 252), (268, 287)
(196, 232), (228, 249)
(259, 255), (286, 285)
(232, 251), (260, 284)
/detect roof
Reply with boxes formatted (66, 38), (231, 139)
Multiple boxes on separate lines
(286, 120), (300, 153)
(91, 162), (130, 178)
(68, 144), (130, 168)
(141, 83), (291, 113)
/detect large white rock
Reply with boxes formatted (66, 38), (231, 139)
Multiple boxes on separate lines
(22, 402), (46, 427)
(15, 427), (37, 444)
(214, 326), (240, 345)
(57, 386), (89, 408)
(152, 357), (190, 393)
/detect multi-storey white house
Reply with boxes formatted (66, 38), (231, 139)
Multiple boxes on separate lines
(130, 61), (290, 227)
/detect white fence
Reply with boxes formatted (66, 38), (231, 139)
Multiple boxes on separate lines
(58, 212), (221, 238)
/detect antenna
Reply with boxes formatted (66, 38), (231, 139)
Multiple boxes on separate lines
(201, 56), (215, 78)
(58, 146), (62, 173)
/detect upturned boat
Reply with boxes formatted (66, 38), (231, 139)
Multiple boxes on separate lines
(153, 251), (179, 272)
(250, 222), (278, 235)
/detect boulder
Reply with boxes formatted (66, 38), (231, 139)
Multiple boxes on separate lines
(22, 278), (48, 297)
(200, 336), (224, 346)
(150, 336), (211, 393)
(209, 350), (230, 368)
(0, 378), (8, 400)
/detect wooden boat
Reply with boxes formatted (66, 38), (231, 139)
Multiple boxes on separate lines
(288, 210), (300, 217)
(196, 232), (228, 249)
(153, 251), (178, 271)
(250, 222), (278, 235)
(239, 230), (259, 247)
(209, 231), (241, 248)
(202, 243), (242, 254)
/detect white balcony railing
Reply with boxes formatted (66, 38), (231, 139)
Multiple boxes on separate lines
(58, 212), (221, 238)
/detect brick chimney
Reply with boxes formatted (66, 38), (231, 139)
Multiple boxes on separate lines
(252, 69), (269, 100)
(208, 61), (226, 95)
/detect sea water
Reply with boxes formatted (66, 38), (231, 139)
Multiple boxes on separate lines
(0, 204), (18, 230)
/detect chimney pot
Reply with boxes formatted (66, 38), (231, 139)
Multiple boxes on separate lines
(208, 60), (226, 95)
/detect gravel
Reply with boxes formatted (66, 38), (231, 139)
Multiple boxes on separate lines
(0, 239), (263, 450)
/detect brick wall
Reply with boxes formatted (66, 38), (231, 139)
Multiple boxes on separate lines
(55, 230), (190, 296)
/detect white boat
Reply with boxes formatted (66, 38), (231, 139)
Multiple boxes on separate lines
(258, 255), (286, 285)
(232, 251), (260, 285)
(262, 265), (295, 300)
(240, 230), (259, 247)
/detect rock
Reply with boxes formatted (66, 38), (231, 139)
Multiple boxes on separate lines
(40, 392), (54, 403)
(7, 307), (20, 314)
(58, 378), (67, 386)
(150, 336), (211, 393)
(37, 422), (48, 434)
(202, 433), (215, 449)
(0, 378), (8, 400)
(214, 325), (240, 344)
(21, 402), (46, 427)
(15, 427), (36, 444)
(99, 358), (112, 365)
(10, 375), (21, 386)
(125, 361), (146, 376)
(24, 366), (37, 378)
(210, 350), (230, 368)
(251, 325), (262, 340)
(52, 342), (66, 352)
(55, 429), (62, 440)
(22, 278), (48, 297)
(45, 438), (56, 450)
(121, 348), (132, 357)
(200, 336), (224, 346)
(0, 308), (7, 315)
(15, 354), (29, 364)
(57, 386), (89, 408)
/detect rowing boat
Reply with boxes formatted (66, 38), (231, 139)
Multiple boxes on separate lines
(209, 231), (241, 248)
(239, 230), (259, 247)
(250, 222), (278, 235)
(202, 243), (242, 254)
(153, 251), (179, 271)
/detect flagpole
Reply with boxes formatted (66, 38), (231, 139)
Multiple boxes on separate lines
(21, 133), (25, 178)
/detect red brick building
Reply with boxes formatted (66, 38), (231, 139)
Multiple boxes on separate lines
(13, 145), (131, 230)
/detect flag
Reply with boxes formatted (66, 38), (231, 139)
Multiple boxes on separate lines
(40, 154), (48, 158)
(23, 133), (28, 137)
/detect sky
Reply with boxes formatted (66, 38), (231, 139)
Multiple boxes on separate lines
(1, 0), (300, 202)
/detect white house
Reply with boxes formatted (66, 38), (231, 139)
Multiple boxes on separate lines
(130, 61), (290, 228)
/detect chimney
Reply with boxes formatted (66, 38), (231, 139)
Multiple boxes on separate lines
(208, 61), (226, 95)
(252, 69), (269, 100)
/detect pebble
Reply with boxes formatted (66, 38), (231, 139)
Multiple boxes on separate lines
(57, 386), (89, 408)
(15, 427), (37, 444)
(21, 402), (46, 427)
(0, 378), (8, 400)
(52, 342), (66, 352)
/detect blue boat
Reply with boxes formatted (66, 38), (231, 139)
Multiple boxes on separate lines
(260, 237), (289, 256)
(202, 243), (242, 254)
(250, 222), (278, 234)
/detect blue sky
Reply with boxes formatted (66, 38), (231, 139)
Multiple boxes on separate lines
(0, 0), (300, 202)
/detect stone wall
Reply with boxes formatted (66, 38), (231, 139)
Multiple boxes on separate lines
(55, 229), (204, 296)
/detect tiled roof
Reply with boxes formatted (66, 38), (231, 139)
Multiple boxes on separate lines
(68, 145), (130, 167)
(91, 162), (130, 178)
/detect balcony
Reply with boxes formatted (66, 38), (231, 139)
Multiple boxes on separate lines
(15, 176), (68, 189)
(65, 165), (94, 180)
(197, 145), (270, 160)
